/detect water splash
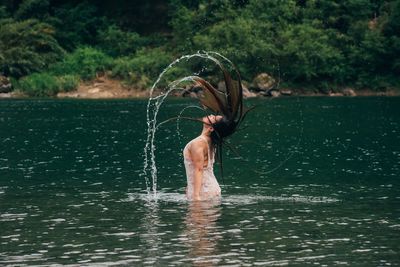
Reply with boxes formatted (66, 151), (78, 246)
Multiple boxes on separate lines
(123, 192), (340, 204)
(142, 51), (236, 197)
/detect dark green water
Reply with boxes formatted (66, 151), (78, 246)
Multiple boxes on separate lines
(0, 98), (399, 266)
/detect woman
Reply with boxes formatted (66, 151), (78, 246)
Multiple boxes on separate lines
(179, 56), (252, 201)
(183, 115), (223, 201)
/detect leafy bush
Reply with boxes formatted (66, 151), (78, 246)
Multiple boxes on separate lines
(0, 19), (64, 78)
(111, 48), (173, 87)
(17, 72), (79, 96)
(50, 47), (112, 80)
(129, 48), (173, 77)
(97, 25), (148, 57)
(192, 16), (277, 79)
(17, 73), (60, 97)
(57, 75), (79, 92)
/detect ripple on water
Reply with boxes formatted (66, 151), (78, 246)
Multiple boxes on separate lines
(223, 194), (339, 204)
(122, 192), (339, 205)
(0, 98), (399, 267)
(0, 186), (6, 195)
(0, 213), (27, 222)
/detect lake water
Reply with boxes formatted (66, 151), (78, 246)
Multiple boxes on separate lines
(0, 97), (399, 266)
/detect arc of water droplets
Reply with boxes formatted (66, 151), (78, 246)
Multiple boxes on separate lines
(142, 51), (303, 197)
(142, 51), (235, 197)
(143, 76), (197, 195)
(175, 105), (206, 141)
(155, 105), (205, 132)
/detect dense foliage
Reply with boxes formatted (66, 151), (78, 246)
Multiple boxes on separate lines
(0, 18), (64, 78)
(0, 0), (399, 96)
(17, 72), (78, 97)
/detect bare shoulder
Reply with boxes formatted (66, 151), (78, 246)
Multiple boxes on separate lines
(190, 138), (207, 155)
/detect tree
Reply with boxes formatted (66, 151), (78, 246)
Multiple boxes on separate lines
(51, 2), (107, 50)
(97, 25), (147, 57)
(277, 23), (344, 84)
(13, 0), (50, 20)
(0, 19), (64, 77)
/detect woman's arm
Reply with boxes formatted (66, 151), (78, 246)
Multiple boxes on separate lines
(191, 142), (206, 201)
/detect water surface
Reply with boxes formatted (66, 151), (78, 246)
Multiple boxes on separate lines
(0, 97), (399, 266)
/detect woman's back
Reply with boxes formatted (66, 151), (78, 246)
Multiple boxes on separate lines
(183, 136), (221, 200)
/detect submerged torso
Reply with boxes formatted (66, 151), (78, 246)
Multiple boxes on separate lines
(183, 136), (221, 200)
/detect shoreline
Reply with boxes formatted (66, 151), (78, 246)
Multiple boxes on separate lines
(1, 76), (399, 99)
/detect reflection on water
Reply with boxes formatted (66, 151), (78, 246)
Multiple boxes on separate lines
(140, 201), (162, 266)
(184, 200), (222, 267)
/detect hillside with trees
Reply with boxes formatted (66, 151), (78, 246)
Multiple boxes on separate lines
(0, 0), (399, 97)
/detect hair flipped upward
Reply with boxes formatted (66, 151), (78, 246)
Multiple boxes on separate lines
(193, 59), (253, 179)
(164, 54), (253, 179)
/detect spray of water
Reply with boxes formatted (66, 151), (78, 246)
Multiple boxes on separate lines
(142, 51), (237, 198)
(142, 51), (303, 198)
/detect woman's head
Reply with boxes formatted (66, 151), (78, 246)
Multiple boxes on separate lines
(201, 115), (220, 141)
(202, 115), (236, 146)
(202, 115), (222, 129)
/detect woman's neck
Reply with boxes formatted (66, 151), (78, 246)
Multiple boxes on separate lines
(200, 133), (210, 139)
(200, 129), (211, 138)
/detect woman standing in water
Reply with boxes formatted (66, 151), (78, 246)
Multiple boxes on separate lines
(163, 55), (252, 201)
(183, 115), (223, 201)
(182, 64), (252, 200)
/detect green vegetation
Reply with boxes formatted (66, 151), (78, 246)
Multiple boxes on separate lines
(17, 73), (78, 97)
(111, 48), (174, 88)
(50, 47), (112, 80)
(0, 0), (399, 97)
(0, 19), (64, 78)
(97, 25), (149, 57)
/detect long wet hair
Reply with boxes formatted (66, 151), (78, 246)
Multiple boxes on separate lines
(160, 56), (252, 179)
(193, 59), (253, 178)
